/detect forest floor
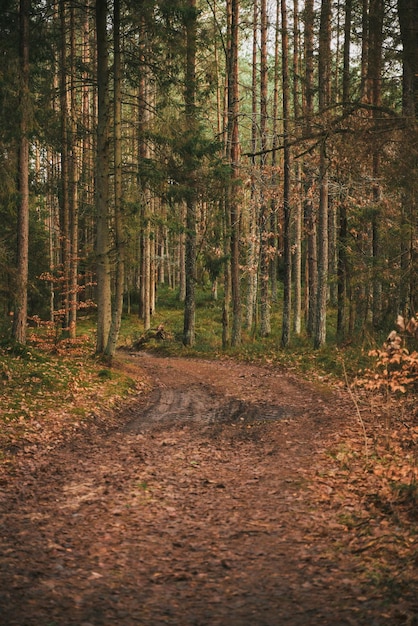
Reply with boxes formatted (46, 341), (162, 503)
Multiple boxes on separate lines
(0, 351), (417, 625)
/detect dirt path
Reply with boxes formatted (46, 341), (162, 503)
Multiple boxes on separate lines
(0, 353), (413, 625)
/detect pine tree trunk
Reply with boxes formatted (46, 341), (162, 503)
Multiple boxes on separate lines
(95, 0), (112, 354)
(314, 0), (331, 349)
(13, 0), (30, 344)
(398, 0), (418, 118)
(281, 0), (292, 347)
(337, 200), (348, 338)
(69, 4), (79, 340)
(369, 0), (384, 327)
(59, 0), (70, 330)
(292, 0), (302, 336)
(361, 0), (369, 100)
(398, 0), (418, 316)
(183, 0), (198, 347)
(179, 203), (186, 301)
(343, 0), (352, 105)
(259, 0), (270, 338)
(303, 0), (317, 337)
(245, 1), (258, 331)
(225, 0), (241, 346)
(106, 0), (125, 357)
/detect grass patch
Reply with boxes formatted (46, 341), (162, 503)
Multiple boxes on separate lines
(119, 285), (378, 387)
(0, 330), (138, 463)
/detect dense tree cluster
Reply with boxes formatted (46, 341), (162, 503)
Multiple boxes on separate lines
(0, 0), (416, 355)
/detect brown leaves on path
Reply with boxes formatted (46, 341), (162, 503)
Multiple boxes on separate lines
(0, 352), (417, 625)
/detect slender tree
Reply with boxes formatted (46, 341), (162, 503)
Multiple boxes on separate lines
(59, 0), (70, 330)
(245, 0), (259, 331)
(303, 0), (317, 336)
(259, 0), (270, 338)
(292, 0), (302, 336)
(69, 3), (80, 339)
(95, 0), (112, 354)
(281, 0), (292, 347)
(105, 0), (125, 357)
(183, 0), (198, 347)
(227, 0), (241, 346)
(13, 0), (30, 344)
(369, 0), (384, 327)
(314, 0), (331, 349)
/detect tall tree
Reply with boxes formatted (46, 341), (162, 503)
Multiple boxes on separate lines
(369, 0), (384, 327)
(183, 0), (198, 347)
(69, 3), (80, 339)
(13, 0), (30, 344)
(398, 0), (418, 118)
(292, 0), (302, 336)
(59, 0), (71, 331)
(227, 0), (241, 346)
(398, 0), (418, 317)
(281, 0), (292, 347)
(314, 0), (331, 349)
(259, 0), (270, 338)
(303, 0), (317, 337)
(105, 0), (125, 357)
(95, 0), (112, 354)
(245, 0), (259, 331)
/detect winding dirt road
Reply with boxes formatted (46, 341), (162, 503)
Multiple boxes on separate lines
(0, 353), (412, 624)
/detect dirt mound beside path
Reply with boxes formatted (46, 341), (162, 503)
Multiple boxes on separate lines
(0, 353), (415, 625)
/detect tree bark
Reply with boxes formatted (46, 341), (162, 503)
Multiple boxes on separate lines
(105, 0), (125, 357)
(259, 0), (270, 338)
(227, 0), (241, 346)
(13, 0), (30, 344)
(303, 0), (317, 336)
(245, 0), (258, 332)
(314, 0), (331, 349)
(95, 0), (112, 354)
(59, 0), (70, 330)
(281, 0), (292, 347)
(369, 0), (384, 327)
(69, 4), (79, 339)
(183, 0), (198, 347)
(292, 0), (302, 336)
(398, 0), (418, 117)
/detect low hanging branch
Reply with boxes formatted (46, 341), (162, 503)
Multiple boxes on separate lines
(242, 100), (401, 160)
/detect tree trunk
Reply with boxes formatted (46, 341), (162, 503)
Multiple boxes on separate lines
(343, 0), (352, 106)
(105, 0), (125, 357)
(314, 0), (331, 349)
(303, 0), (317, 336)
(95, 0), (112, 354)
(292, 0), (302, 336)
(361, 0), (369, 100)
(245, 0), (258, 332)
(398, 0), (418, 317)
(227, 0), (241, 346)
(69, 4), (79, 340)
(13, 0), (30, 344)
(183, 0), (198, 347)
(398, 0), (418, 117)
(337, 199), (348, 338)
(259, 0), (270, 338)
(281, 0), (292, 347)
(59, 0), (70, 330)
(369, 0), (384, 327)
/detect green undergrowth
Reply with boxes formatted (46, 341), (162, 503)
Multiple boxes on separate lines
(1, 286), (411, 458)
(0, 333), (136, 442)
(120, 285), (378, 387)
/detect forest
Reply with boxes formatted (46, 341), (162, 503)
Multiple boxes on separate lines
(0, 0), (416, 357)
(1, 2), (418, 622)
